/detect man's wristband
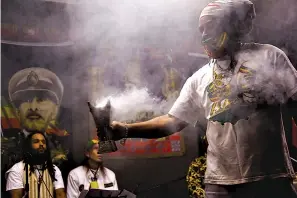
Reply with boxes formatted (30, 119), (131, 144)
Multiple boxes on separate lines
(124, 124), (129, 138)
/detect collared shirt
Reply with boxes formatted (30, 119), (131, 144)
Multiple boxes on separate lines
(23, 130), (30, 137)
(67, 166), (118, 198)
(6, 161), (65, 191)
(169, 43), (297, 185)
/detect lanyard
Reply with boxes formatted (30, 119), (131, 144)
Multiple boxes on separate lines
(90, 168), (99, 181)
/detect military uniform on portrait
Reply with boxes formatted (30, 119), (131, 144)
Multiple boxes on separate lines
(1, 67), (71, 181)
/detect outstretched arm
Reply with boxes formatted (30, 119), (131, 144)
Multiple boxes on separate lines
(111, 114), (188, 140)
(111, 75), (202, 140)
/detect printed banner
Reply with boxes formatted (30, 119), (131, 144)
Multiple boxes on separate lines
(105, 133), (185, 158)
(1, 67), (72, 170)
(1, 96), (69, 137)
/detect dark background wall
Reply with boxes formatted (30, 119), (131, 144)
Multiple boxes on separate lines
(2, 0), (297, 197)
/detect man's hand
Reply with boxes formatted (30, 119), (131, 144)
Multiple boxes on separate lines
(110, 121), (128, 141)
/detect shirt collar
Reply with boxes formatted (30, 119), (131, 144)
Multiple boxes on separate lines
(86, 168), (100, 180)
(215, 55), (232, 70)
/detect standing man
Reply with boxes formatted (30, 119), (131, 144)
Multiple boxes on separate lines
(108, 0), (297, 197)
(67, 140), (118, 198)
(6, 131), (66, 198)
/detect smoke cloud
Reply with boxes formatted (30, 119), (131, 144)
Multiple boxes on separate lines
(94, 86), (176, 122)
(61, 0), (211, 123)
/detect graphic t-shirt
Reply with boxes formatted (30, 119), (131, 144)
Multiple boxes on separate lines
(169, 43), (297, 184)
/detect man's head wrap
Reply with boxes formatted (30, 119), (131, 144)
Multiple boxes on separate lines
(200, 0), (255, 37)
(199, 0), (256, 58)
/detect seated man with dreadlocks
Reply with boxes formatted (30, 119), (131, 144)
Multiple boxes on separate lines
(67, 139), (118, 198)
(5, 131), (66, 198)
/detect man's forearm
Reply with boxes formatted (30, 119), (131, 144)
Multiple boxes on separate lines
(125, 115), (187, 139)
(10, 189), (23, 198)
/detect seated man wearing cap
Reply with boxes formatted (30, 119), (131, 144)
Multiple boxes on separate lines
(67, 140), (118, 198)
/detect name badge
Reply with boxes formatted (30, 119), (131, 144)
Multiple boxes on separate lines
(90, 181), (99, 189)
(104, 183), (114, 188)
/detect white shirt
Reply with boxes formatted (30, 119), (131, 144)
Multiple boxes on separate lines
(6, 161), (65, 191)
(67, 166), (118, 198)
(169, 43), (297, 184)
(169, 43), (297, 125)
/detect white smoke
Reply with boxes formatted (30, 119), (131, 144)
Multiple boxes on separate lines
(94, 86), (176, 122)
(61, 0), (211, 124)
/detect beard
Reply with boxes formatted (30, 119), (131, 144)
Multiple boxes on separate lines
(21, 117), (49, 132)
(28, 149), (49, 165)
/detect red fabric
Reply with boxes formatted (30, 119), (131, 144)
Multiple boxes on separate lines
(106, 133), (185, 158)
(1, 117), (21, 129)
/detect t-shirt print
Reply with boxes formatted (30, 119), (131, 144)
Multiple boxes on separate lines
(206, 61), (260, 123)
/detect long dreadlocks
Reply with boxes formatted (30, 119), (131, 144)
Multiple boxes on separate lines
(22, 131), (57, 181)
